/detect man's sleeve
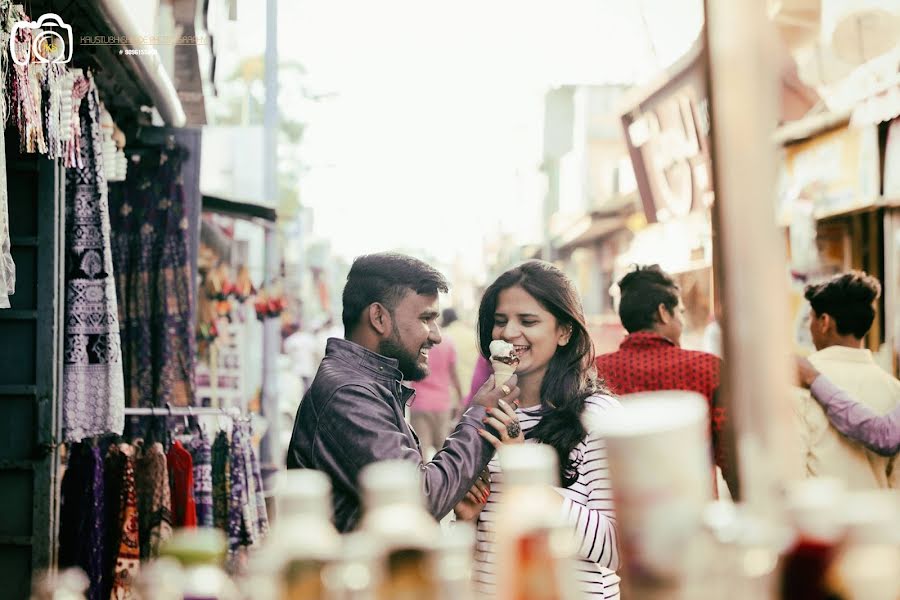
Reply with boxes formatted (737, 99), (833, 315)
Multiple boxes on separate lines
(810, 376), (900, 456)
(317, 384), (494, 520)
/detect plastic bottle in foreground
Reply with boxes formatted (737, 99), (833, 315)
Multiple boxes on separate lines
(435, 522), (476, 600)
(826, 490), (900, 600)
(322, 532), (381, 600)
(494, 444), (581, 600)
(358, 459), (441, 600)
(159, 528), (239, 600)
(265, 469), (342, 600)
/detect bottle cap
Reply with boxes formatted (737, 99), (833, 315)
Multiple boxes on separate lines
(499, 444), (559, 487)
(160, 528), (227, 566)
(360, 460), (424, 510)
(277, 469), (333, 520)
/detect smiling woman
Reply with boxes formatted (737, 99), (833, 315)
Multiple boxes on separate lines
(463, 260), (622, 598)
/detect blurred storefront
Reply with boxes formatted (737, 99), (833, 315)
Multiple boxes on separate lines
(618, 43), (717, 351)
(0, 0), (214, 594)
(772, 0), (900, 374)
(533, 85), (639, 352)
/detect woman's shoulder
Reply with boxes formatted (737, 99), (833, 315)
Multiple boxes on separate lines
(583, 392), (622, 414)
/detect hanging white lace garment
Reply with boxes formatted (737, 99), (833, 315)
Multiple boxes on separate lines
(62, 76), (125, 441)
(0, 7), (15, 308)
(0, 123), (13, 309)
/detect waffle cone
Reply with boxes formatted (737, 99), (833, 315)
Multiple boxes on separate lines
(491, 360), (516, 387)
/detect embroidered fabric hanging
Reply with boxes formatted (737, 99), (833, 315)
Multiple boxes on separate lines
(7, 12), (47, 155)
(246, 427), (269, 541)
(211, 430), (231, 531)
(59, 443), (107, 600)
(187, 431), (214, 527)
(134, 441), (173, 559)
(110, 144), (196, 408)
(227, 421), (268, 567)
(0, 97), (13, 309)
(62, 74), (125, 442)
(105, 444), (140, 600)
(0, 3), (18, 308)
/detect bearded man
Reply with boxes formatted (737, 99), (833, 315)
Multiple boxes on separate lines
(286, 252), (518, 531)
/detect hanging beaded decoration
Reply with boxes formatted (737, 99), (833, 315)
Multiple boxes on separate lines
(9, 17), (48, 154)
(65, 70), (91, 170)
(43, 62), (68, 159)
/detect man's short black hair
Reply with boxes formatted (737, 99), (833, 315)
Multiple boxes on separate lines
(616, 264), (680, 333)
(342, 253), (449, 332)
(804, 271), (881, 339)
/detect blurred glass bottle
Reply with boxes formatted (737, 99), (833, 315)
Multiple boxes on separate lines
(435, 522), (476, 600)
(494, 445), (581, 600)
(322, 533), (381, 600)
(779, 478), (847, 600)
(30, 568), (89, 600)
(261, 469), (342, 600)
(358, 459), (441, 600)
(134, 557), (184, 600)
(160, 528), (239, 600)
(824, 490), (900, 600)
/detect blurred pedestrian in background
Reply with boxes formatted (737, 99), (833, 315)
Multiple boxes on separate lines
(409, 310), (464, 459)
(283, 318), (318, 394)
(438, 307), (479, 407)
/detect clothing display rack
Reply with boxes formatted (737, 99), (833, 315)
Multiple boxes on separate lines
(122, 406), (244, 418)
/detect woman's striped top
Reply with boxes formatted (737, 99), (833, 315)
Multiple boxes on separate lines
(473, 393), (622, 598)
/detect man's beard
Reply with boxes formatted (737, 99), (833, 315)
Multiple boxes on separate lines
(378, 331), (429, 381)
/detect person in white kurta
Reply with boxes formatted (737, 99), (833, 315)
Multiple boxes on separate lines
(794, 272), (899, 490)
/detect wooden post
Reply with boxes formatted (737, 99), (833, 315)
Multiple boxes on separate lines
(705, 0), (802, 516)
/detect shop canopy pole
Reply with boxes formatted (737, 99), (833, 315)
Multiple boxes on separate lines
(258, 0), (282, 514)
(705, 0), (801, 516)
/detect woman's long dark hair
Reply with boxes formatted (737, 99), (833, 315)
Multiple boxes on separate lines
(477, 260), (602, 487)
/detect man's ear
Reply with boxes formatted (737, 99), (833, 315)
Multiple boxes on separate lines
(820, 313), (835, 336)
(368, 302), (391, 336)
(657, 303), (671, 325)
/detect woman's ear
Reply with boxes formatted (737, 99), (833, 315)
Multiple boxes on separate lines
(558, 323), (573, 346)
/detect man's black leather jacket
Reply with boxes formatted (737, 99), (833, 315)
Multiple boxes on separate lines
(286, 337), (494, 532)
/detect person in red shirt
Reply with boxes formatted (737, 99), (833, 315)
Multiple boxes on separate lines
(595, 265), (735, 497)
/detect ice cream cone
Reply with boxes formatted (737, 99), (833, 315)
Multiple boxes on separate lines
(491, 360), (516, 387)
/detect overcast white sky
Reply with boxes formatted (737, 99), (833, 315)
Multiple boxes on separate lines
(225, 0), (703, 269)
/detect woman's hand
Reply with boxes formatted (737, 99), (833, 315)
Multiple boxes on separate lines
(454, 469), (491, 521)
(479, 398), (525, 449)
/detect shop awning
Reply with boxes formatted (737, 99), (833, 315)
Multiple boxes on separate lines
(202, 195), (278, 223)
(553, 195), (639, 251)
(26, 0), (190, 127)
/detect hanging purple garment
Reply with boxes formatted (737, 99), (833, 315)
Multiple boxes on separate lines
(227, 425), (250, 554)
(187, 432), (214, 527)
(246, 430), (269, 540)
(59, 444), (107, 600)
(109, 144), (196, 408)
